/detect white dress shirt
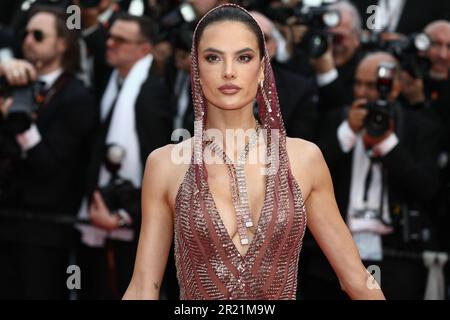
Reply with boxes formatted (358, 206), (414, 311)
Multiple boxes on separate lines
(337, 121), (399, 260)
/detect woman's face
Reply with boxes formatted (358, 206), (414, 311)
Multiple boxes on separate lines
(197, 21), (264, 112)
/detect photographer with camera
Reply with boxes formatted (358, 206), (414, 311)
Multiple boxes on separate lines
(302, 52), (441, 300)
(424, 20), (450, 298)
(309, 0), (364, 112)
(267, 1), (363, 112)
(0, 6), (97, 299)
(76, 13), (172, 299)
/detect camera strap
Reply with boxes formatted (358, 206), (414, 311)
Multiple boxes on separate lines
(363, 160), (373, 204)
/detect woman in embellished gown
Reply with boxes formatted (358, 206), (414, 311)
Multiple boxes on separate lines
(123, 4), (385, 300)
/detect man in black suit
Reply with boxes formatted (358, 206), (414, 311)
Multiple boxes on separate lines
(76, 13), (172, 299)
(0, 6), (97, 299)
(252, 11), (319, 141)
(352, 0), (450, 34)
(302, 52), (441, 300)
(424, 20), (450, 297)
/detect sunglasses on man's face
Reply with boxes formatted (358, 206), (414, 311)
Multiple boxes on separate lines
(21, 29), (47, 43)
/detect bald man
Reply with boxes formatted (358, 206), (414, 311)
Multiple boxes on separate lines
(422, 20), (450, 161)
(425, 21), (450, 80)
(424, 22), (450, 294)
(303, 52), (441, 300)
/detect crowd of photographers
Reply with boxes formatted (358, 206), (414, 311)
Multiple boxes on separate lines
(0, 0), (449, 300)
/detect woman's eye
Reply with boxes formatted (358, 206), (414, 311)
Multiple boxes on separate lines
(205, 55), (220, 63)
(238, 55), (253, 63)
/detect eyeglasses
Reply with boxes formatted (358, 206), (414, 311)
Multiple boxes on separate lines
(107, 33), (146, 46)
(21, 29), (52, 43)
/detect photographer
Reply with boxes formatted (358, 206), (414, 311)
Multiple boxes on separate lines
(0, 6), (97, 299)
(76, 13), (172, 299)
(302, 52), (441, 300)
(424, 20), (450, 298)
(311, 0), (364, 112)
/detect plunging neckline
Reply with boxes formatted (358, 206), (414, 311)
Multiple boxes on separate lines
(204, 166), (270, 261)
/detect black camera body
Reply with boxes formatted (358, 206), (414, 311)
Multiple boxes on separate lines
(0, 77), (42, 135)
(363, 63), (396, 138)
(266, 0), (341, 58)
(99, 177), (137, 212)
(361, 32), (431, 79)
(98, 144), (138, 214)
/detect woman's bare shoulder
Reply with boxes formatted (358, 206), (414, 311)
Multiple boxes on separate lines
(146, 138), (193, 167)
(285, 137), (326, 199)
(144, 139), (194, 201)
(286, 137), (324, 165)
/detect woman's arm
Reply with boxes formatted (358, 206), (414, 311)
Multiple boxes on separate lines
(302, 143), (385, 300)
(123, 146), (174, 300)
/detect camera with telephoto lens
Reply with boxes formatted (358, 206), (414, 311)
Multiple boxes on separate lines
(98, 144), (138, 214)
(265, 0), (341, 58)
(363, 63), (396, 138)
(0, 77), (42, 135)
(361, 32), (431, 79)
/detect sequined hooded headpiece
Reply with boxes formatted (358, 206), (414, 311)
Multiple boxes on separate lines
(173, 4), (307, 299)
(190, 3), (288, 181)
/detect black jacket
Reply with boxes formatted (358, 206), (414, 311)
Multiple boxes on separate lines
(0, 73), (97, 248)
(273, 64), (319, 142)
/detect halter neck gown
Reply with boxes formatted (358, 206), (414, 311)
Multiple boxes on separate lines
(173, 150), (307, 300)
